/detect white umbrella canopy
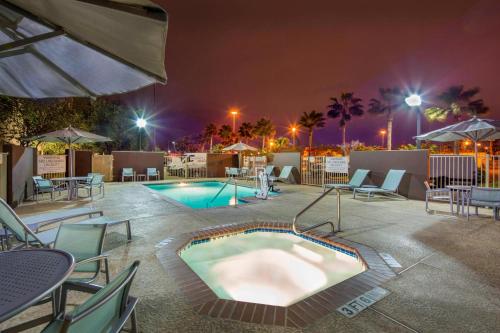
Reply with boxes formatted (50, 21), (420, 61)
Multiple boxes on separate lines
(0, 0), (168, 98)
(27, 126), (112, 176)
(222, 142), (258, 152)
(415, 117), (500, 143)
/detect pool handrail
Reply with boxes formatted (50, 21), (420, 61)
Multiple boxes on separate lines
(207, 178), (238, 208)
(292, 187), (336, 235)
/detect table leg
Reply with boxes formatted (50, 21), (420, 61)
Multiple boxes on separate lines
(461, 190), (465, 216)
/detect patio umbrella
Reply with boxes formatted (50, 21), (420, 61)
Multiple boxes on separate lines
(27, 126), (112, 176)
(222, 142), (258, 152)
(0, 0), (168, 98)
(415, 117), (500, 182)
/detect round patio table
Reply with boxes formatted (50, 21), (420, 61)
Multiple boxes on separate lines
(0, 249), (75, 323)
(446, 185), (472, 215)
(51, 176), (90, 200)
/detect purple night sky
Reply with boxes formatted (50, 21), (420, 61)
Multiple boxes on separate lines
(121, 0), (500, 148)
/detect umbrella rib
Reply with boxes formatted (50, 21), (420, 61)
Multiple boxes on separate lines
(0, 30), (64, 52)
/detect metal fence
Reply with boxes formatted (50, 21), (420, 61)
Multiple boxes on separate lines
(164, 155), (207, 179)
(301, 156), (349, 186)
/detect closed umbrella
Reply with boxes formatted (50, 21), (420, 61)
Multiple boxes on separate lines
(415, 117), (500, 183)
(27, 126), (111, 177)
(0, 0), (168, 98)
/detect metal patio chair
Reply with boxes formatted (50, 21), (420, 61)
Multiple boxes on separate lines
(41, 261), (140, 333)
(424, 180), (453, 213)
(33, 176), (64, 201)
(467, 187), (500, 221)
(147, 168), (160, 181)
(121, 168), (136, 182)
(78, 174), (105, 199)
(353, 169), (407, 200)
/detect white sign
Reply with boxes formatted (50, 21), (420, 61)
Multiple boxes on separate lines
(37, 155), (66, 174)
(325, 157), (348, 173)
(337, 287), (389, 318)
(186, 153), (207, 165)
(379, 253), (402, 268)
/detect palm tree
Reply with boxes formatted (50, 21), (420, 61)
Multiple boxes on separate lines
(238, 122), (254, 143)
(327, 92), (364, 151)
(253, 118), (275, 150)
(218, 124), (234, 145)
(367, 87), (404, 150)
(424, 85), (489, 122)
(203, 123), (217, 152)
(299, 110), (326, 149)
(274, 137), (290, 152)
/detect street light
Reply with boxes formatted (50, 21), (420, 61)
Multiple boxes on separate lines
(291, 126), (298, 148)
(136, 118), (147, 151)
(405, 94), (422, 149)
(229, 108), (239, 133)
(379, 129), (387, 148)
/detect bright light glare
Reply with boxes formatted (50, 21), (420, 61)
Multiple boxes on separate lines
(405, 94), (422, 107)
(136, 118), (147, 128)
(229, 197), (237, 206)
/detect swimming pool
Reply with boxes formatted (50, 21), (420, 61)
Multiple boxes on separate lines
(146, 181), (268, 209)
(179, 229), (366, 306)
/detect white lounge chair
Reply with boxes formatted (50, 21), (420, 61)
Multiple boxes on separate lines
(324, 169), (370, 192)
(353, 169), (406, 200)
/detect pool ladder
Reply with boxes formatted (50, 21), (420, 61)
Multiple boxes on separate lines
(292, 187), (340, 235)
(207, 177), (238, 208)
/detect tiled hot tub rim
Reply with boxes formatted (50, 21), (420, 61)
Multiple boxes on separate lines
(156, 222), (396, 328)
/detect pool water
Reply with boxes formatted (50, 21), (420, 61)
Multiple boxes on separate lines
(145, 181), (267, 209)
(180, 231), (366, 306)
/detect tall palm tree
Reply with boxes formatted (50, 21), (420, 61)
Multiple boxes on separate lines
(238, 122), (254, 143)
(218, 124), (234, 145)
(253, 118), (275, 150)
(327, 92), (364, 151)
(299, 110), (326, 149)
(203, 123), (217, 152)
(424, 85), (489, 122)
(367, 87), (404, 150)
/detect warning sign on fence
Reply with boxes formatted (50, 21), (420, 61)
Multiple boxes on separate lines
(325, 157), (348, 173)
(37, 155), (66, 174)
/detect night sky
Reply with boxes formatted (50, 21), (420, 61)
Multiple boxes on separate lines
(122, 0), (500, 148)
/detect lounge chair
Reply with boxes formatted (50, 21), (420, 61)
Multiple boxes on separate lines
(41, 261), (140, 333)
(353, 169), (406, 200)
(54, 223), (110, 284)
(424, 180), (453, 213)
(147, 168), (160, 181)
(78, 174), (104, 199)
(324, 169), (369, 192)
(21, 206), (104, 231)
(467, 187), (500, 221)
(265, 165), (275, 176)
(122, 168), (136, 182)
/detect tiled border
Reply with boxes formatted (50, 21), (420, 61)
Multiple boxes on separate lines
(156, 222), (396, 328)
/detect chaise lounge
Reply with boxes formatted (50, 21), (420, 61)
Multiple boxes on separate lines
(353, 169), (406, 200)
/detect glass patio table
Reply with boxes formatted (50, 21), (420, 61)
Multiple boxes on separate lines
(446, 185), (472, 215)
(51, 176), (90, 200)
(0, 249), (74, 328)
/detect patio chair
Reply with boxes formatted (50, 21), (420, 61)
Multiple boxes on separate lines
(78, 174), (104, 199)
(324, 169), (369, 192)
(54, 223), (110, 284)
(466, 187), (500, 221)
(228, 167), (239, 178)
(41, 261), (140, 333)
(265, 165), (275, 176)
(353, 169), (406, 200)
(33, 176), (64, 201)
(239, 167), (250, 178)
(122, 168), (135, 182)
(147, 168), (160, 181)
(424, 181), (453, 213)
(224, 167), (230, 177)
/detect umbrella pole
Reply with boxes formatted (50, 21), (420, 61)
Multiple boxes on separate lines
(474, 141), (478, 186)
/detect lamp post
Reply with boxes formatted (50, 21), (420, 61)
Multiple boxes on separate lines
(291, 126), (297, 148)
(405, 94), (422, 149)
(379, 129), (387, 148)
(136, 118), (147, 151)
(230, 108), (239, 133)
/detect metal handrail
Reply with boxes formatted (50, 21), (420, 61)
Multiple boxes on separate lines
(207, 177), (238, 207)
(292, 187), (337, 235)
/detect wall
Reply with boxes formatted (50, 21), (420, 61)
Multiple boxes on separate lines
(349, 150), (429, 200)
(111, 151), (165, 181)
(74, 150), (93, 176)
(206, 154), (237, 177)
(0, 152), (8, 201)
(3, 145), (35, 207)
(270, 152), (301, 183)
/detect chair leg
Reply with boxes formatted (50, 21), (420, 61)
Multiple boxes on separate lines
(130, 309), (138, 333)
(126, 220), (132, 241)
(425, 195), (429, 212)
(104, 257), (110, 284)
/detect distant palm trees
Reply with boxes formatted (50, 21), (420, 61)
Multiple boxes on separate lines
(253, 118), (275, 150)
(238, 122), (254, 143)
(327, 92), (364, 151)
(367, 87), (404, 150)
(203, 123), (217, 152)
(424, 85), (489, 122)
(299, 110), (326, 149)
(218, 124), (234, 145)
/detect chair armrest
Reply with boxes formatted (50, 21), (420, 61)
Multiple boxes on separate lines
(76, 254), (108, 266)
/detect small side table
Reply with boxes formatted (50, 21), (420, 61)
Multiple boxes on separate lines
(136, 174), (146, 181)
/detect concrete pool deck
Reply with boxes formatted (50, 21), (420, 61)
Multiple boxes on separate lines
(2, 179), (500, 332)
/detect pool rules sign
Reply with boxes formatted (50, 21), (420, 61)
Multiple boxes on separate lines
(37, 155), (66, 174)
(325, 157), (348, 173)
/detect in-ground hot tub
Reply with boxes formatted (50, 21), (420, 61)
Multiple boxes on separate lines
(179, 228), (366, 306)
